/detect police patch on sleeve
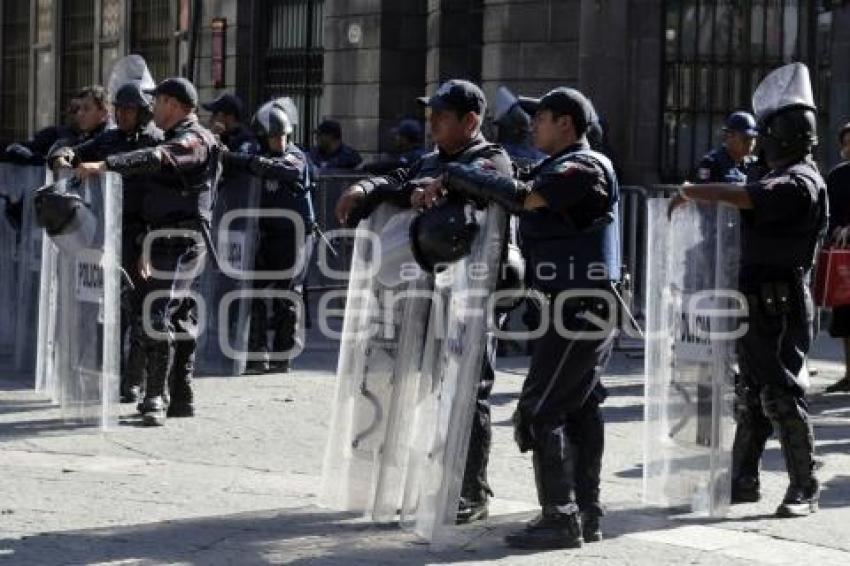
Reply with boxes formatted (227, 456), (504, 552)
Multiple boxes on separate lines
(698, 167), (711, 181)
(239, 141), (255, 153)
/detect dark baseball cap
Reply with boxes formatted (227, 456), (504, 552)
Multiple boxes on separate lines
(518, 87), (596, 134)
(144, 77), (198, 108)
(392, 119), (423, 142)
(202, 93), (244, 119)
(316, 119), (342, 138)
(417, 80), (486, 115)
(723, 111), (758, 137)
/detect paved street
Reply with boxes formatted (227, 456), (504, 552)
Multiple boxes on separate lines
(0, 330), (848, 565)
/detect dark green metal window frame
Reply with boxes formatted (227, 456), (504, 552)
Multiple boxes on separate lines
(661, 0), (832, 182)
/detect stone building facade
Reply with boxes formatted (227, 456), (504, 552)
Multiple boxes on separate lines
(1, 0), (849, 183)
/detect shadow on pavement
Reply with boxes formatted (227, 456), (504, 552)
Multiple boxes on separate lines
(0, 505), (690, 565)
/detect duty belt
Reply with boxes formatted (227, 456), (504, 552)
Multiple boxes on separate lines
(146, 217), (221, 270)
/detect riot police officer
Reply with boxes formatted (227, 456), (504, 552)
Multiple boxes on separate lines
(48, 86), (114, 158)
(49, 82), (163, 403)
(669, 63), (825, 517)
(310, 120), (363, 170)
(76, 77), (221, 426)
(223, 99), (315, 374)
(694, 111), (758, 184)
(2, 97), (82, 165)
(493, 94), (546, 171)
(424, 87), (620, 548)
(336, 79), (513, 524)
(203, 93), (260, 155)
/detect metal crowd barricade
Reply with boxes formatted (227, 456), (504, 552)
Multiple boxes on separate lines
(617, 185), (649, 351)
(307, 172), (370, 293)
(648, 184), (683, 199)
(613, 184), (688, 353)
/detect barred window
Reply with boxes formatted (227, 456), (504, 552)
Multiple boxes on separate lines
(61, 0), (96, 112)
(0, 1), (31, 144)
(661, 0), (831, 182)
(130, 0), (175, 82)
(263, 0), (324, 146)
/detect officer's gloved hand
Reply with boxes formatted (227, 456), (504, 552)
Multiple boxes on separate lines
(48, 147), (76, 170)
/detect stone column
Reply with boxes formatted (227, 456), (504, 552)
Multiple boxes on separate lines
(323, 0), (427, 159)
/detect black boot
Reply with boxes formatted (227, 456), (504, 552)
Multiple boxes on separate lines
(731, 476), (762, 504)
(121, 318), (147, 403)
(760, 386), (818, 517)
(244, 358), (270, 375)
(168, 339), (195, 418)
(121, 385), (141, 404)
(568, 401), (605, 542)
(730, 390), (773, 504)
(457, 359), (494, 525)
(244, 299), (270, 375)
(140, 339), (170, 426)
(139, 396), (167, 426)
(456, 496), (489, 524)
(505, 507), (582, 549)
(777, 480), (819, 517)
(270, 301), (298, 371)
(268, 359), (290, 373)
(581, 509), (603, 543)
(505, 427), (582, 549)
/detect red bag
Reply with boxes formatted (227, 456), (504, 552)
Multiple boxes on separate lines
(814, 248), (850, 307)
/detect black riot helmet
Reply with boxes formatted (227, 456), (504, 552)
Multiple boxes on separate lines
(410, 199), (480, 273)
(252, 98), (295, 139)
(492, 86), (532, 144)
(113, 82), (154, 126)
(752, 63), (818, 165)
(758, 107), (818, 164)
(33, 179), (97, 255)
(496, 105), (533, 144)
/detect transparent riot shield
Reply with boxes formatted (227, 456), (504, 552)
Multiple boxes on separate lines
(0, 164), (20, 370)
(15, 166), (51, 375)
(320, 203), (433, 517)
(0, 164), (49, 378)
(643, 199), (739, 516)
(398, 203), (507, 544)
(196, 171), (261, 376)
(35, 172), (122, 428)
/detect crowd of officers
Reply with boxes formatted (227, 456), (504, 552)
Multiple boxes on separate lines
(2, 79), (341, 425)
(0, 65), (845, 552)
